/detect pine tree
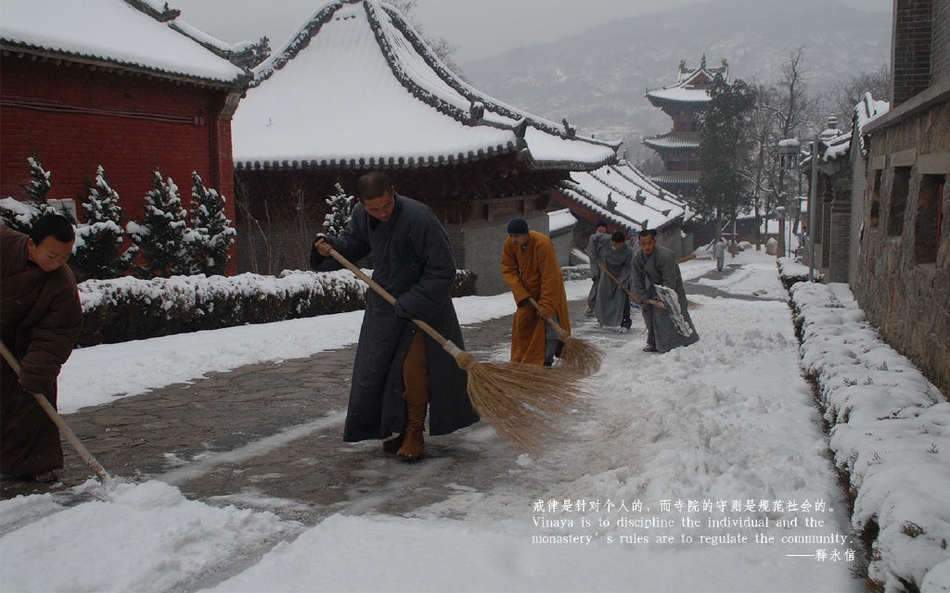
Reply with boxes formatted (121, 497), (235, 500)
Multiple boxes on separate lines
(0, 157), (59, 232)
(186, 171), (236, 276)
(130, 171), (189, 278)
(323, 182), (356, 235)
(72, 167), (129, 280)
(698, 76), (757, 229)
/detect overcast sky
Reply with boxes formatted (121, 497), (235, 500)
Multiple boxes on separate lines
(172, 0), (892, 64)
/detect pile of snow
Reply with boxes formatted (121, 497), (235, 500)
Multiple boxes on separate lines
(791, 281), (950, 591)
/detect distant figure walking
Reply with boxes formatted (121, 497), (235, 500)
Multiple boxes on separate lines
(713, 238), (726, 272)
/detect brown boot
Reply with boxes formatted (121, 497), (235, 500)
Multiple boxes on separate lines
(382, 433), (404, 453)
(396, 402), (427, 460)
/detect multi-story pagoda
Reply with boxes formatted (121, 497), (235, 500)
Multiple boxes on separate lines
(643, 56), (728, 200)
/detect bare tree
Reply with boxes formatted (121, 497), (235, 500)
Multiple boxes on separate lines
(825, 61), (891, 122)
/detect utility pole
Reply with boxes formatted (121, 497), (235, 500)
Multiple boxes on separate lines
(808, 134), (818, 281)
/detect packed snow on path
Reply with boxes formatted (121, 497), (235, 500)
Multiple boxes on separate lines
(1, 249), (946, 592)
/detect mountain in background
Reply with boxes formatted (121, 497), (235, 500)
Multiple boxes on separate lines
(459, 0), (890, 160)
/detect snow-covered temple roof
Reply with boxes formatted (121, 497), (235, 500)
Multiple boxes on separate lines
(813, 94), (890, 165)
(0, 0), (248, 86)
(557, 161), (688, 232)
(232, 0), (618, 171)
(642, 131), (700, 150)
(645, 55), (727, 108)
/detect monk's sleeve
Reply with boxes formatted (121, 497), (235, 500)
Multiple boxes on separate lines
(631, 254), (649, 302)
(393, 217), (455, 322)
(19, 280), (82, 395)
(536, 242), (562, 319)
(501, 241), (530, 306)
(656, 251), (679, 288)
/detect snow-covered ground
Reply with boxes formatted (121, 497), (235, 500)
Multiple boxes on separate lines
(1, 249), (947, 592)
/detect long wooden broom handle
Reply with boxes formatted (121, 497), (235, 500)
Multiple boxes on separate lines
(598, 253), (693, 308)
(0, 340), (110, 483)
(527, 298), (570, 340)
(597, 262), (642, 305)
(326, 248), (464, 358)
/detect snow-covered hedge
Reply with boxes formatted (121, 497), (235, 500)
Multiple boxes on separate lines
(77, 269), (477, 347)
(790, 281), (950, 593)
(777, 256), (823, 289)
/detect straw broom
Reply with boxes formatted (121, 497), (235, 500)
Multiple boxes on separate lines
(327, 248), (588, 454)
(0, 340), (111, 484)
(527, 297), (603, 376)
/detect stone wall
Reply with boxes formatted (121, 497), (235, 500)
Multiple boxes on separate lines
(855, 94), (950, 395)
(450, 212), (550, 296)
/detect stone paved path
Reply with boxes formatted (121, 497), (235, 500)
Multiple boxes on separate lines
(2, 268), (779, 523)
(1, 299), (594, 524)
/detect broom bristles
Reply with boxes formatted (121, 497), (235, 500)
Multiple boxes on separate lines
(463, 360), (589, 455)
(556, 335), (604, 376)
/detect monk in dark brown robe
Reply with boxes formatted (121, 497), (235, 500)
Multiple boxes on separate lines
(1, 214), (83, 481)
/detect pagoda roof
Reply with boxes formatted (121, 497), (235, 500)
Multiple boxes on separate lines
(649, 171), (701, 186)
(643, 132), (700, 150)
(557, 161), (687, 232)
(645, 55), (727, 107)
(233, 0), (618, 171)
(0, 0), (248, 87)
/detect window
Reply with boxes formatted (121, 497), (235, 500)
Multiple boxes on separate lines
(915, 174), (945, 265)
(888, 167), (911, 236)
(869, 169), (882, 228)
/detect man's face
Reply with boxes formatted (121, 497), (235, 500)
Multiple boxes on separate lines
(362, 188), (396, 222)
(27, 236), (74, 272)
(596, 225), (607, 234)
(509, 233), (529, 248)
(611, 240), (624, 250)
(638, 234), (657, 256)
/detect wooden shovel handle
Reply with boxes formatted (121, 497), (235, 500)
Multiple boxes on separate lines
(0, 340), (110, 483)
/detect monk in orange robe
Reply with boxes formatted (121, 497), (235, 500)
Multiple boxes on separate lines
(500, 217), (571, 366)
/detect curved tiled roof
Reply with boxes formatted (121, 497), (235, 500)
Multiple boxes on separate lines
(0, 0), (247, 86)
(649, 171), (701, 186)
(643, 132), (700, 150)
(557, 161), (687, 232)
(233, 0), (617, 171)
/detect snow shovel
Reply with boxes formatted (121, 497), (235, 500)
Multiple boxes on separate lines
(326, 247), (588, 454)
(527, 298), (602, 376)
(597, 263), (693, 337)
(0, 340), (111, 484)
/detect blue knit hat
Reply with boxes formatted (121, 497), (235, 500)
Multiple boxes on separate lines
(507, 217), (529, 235)
(596, 219), (608, 229)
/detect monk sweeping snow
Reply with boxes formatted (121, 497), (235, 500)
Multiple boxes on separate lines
(1, 214), (83, 483)
(500, 217), (571, 367)
(310, 172), (478, 460)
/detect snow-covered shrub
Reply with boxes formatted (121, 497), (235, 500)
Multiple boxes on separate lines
(323, 182), (356, 236)
(72, 166), (132, 280)
(78, 270), (367, 346)
(130, 171), (190, 278)
(76, 268), (477, 346)
(0, 157), (62, 232)
(790, 281), (950, 593)
(185, 171), (236, 276)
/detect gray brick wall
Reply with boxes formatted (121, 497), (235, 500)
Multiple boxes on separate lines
(892, 0), (935, 105)
(933, 0), (950, 86)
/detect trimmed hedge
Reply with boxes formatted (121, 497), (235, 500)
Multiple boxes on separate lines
(78, 269), (477, 347)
